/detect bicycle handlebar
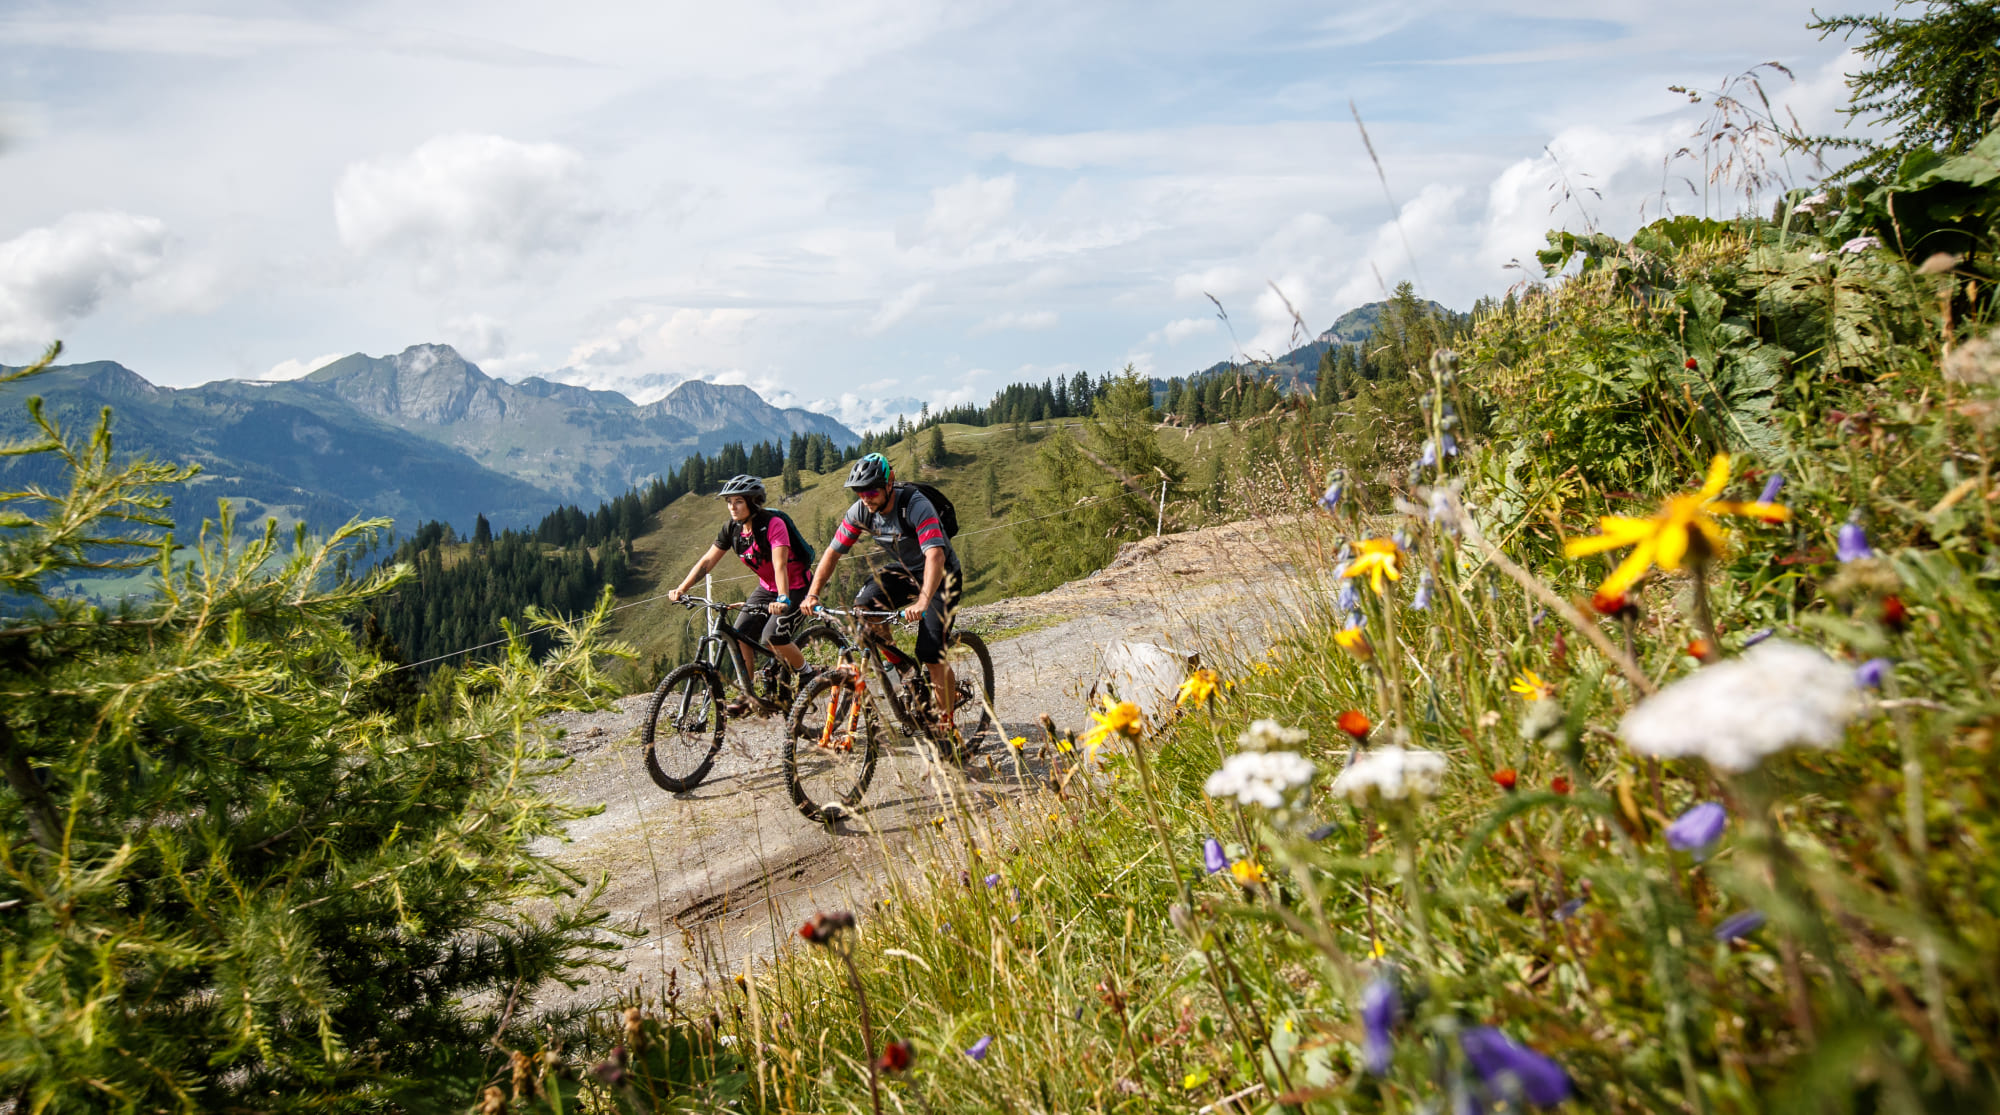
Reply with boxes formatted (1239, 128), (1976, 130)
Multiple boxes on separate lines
(812, 605), (911, 624)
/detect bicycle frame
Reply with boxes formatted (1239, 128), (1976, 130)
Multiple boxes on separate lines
(811, 608), (932, 739)
(679, 598), (789, 705)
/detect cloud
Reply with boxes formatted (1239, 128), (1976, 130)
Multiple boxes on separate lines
(333, 133), (605, 286)
(446, 312), (509, 360)
(913, 174), (1016, 252)
(1157, 316), (1217, 344)
(564, 313), (654, 369)
(806, 393), (930, 433)
(658, 307), (757, 351)
(442, 311), (545, 376)
(864, 282), (932, 335)
(263, 352), (345, 380)
(0, 211), (170, 347)
(970, 309), (1057, 335)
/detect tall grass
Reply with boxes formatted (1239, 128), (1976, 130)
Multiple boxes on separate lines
(492, 206), (2000, 1115)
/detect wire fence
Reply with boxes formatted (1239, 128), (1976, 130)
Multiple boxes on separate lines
(389, 492), (1128, 673)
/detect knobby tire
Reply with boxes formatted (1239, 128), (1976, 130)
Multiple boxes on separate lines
(642, 663), (725, 792)
(782, 671), (880, 822)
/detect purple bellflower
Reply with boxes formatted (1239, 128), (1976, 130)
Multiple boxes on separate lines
(982, 873), (1001, 888)
(1360, 974), (1400, 1076)
(1412, 571), (1434, 612)
(965, 1035), (993, 1061)
(1856, 658), (1891, 689)
(1202, 837), (1229, 874)
(1665, 802), (1727, 855)
(1337, 579), (1361, 613)
(1460, 1027), (1573, 1107)
(1713, 910), (1767, 941)
(1758, 473), (1785, 504)
(1837, 522), (1873, 563)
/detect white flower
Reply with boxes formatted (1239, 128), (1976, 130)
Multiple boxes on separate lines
(1840, 235), (1883, 255)
(1618, 640), (1860, 772)
(1205, 750), (1317, 809)
(1239, 718), (1308, 751)
(1791, 192), (1831, 215)
(1329, 745), (1447, 804)
(1810, 252), (1830, 263)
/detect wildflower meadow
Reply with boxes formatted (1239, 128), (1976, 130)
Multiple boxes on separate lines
(492, 102), (2000, 1114)
(10, 8), (2000, 1114)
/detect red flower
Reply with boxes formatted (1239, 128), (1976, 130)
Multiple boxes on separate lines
(1491, 768), (1518, 791)
(1687, 639), (1713, 662)
(1550, 776), (1573, 795)
(1685, 358), (1699, 369)
(1590, 590), (1634, 618)
(1337, 710), (1372, 741)
(798, 910), (855, 945)
(1882, 594), (1908, 631)
(875, 1040), (914, 1073)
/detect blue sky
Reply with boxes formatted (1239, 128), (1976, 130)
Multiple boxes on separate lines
(0, 1), (1865, 429)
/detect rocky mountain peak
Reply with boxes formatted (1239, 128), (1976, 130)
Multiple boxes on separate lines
(311, 343), (509, 425)
(639, 379), (771, 433)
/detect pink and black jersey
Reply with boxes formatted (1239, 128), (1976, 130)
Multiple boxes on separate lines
(827, 484), (958, 578)
(715, 513), (811, 593)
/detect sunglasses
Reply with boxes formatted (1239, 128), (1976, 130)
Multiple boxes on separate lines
(855, 485), (886, 498)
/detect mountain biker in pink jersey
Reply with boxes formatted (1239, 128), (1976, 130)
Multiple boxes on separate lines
(667, 474), (812, 715)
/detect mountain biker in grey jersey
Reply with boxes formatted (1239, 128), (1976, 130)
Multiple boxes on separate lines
(801, 452), (962, 729)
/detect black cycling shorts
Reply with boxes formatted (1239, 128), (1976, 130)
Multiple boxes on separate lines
(854, 566), (962, 664)
(735, 586), (796, 647)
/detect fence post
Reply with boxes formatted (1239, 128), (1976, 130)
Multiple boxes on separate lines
(1156, 480), (1168, 537)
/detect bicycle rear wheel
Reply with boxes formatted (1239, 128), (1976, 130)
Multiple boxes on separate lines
(782, 671), (880, 822)
(642, 664), (725, 792)
(940, 631), (996, 758)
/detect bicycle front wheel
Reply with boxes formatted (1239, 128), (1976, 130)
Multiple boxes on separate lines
(941, 631), (996, 756)
(642, 663), (725, 792)
(782, 671), (880, 822)
(792, 622), (850, 671)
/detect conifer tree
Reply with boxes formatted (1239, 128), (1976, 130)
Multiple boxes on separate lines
(926, 423), (947, 470)
(0, 352), (626, 1111)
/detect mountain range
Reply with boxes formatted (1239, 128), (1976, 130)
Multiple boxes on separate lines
(1161, 299), (1457, 395)
(0, 345), (859, 535)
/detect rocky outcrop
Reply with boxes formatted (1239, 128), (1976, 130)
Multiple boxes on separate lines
(307, 344), (511, 425)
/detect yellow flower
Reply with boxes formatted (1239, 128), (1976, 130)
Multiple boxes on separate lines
(1176, 669), (1221, 710)
(1080, 697), (1146, 755)
(1510, 669), (1554, 701)
(1369, 939), (1387, 960)
(1334, 625), (1373, 661)
(1230, 860), (1267, 885)
(1056, 737), (1074, 753)
(1342, 537), (1403, 595)
(1563, 454), (1789, 598)
(1183, 1068), (1211, 1090)
(1007, 735), (1028, 749)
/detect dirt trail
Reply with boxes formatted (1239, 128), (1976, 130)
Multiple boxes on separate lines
(534, 517), (1306, 1008)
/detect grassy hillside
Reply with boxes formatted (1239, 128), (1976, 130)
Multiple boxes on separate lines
(608, 418), (1250, 668)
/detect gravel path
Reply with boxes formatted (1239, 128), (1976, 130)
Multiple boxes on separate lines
(532, 517), (1307, 1009)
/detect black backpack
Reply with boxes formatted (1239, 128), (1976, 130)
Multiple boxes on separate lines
(898, 482), (959, 538)
(748, 509), (816, 578)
